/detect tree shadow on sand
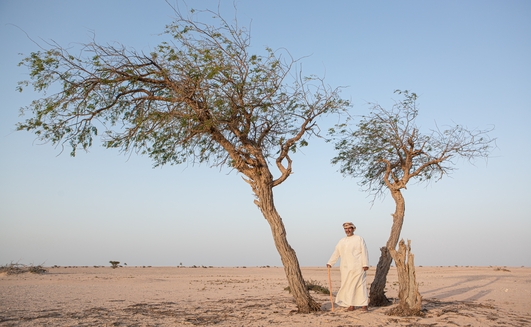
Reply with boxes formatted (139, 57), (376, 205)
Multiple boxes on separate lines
(421, 275), (501, 300)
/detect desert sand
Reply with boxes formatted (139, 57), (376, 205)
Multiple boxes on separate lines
(1, 265), (530, 326)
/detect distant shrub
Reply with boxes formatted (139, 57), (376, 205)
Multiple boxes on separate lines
(0, 263), (47, 275)
(109, 261), (120, 269)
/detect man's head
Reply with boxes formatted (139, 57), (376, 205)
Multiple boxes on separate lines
(343, 222), (356, 236)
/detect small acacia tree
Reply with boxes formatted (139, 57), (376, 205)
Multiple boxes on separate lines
(331, 90), (495, 306)
(16, 7), (349, 312)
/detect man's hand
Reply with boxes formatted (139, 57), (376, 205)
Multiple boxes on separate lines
(326, 264), (331, 268)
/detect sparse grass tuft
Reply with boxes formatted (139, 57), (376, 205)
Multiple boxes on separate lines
(0, 262), (47, 275)
(284, 279), (330, 295)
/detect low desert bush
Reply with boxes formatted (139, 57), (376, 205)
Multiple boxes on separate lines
(0, 263), (47, 275)
(284, 279), (330, 295)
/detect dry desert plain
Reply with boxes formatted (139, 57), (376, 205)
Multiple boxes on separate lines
(1, 265), (530, 326)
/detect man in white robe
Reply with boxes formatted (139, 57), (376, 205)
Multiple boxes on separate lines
(327, 222), (369, 311)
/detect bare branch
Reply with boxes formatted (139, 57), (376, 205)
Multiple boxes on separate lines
(332, 91), (495, 202)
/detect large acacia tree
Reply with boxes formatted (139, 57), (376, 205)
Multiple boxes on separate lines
(16, 7), (349, 312)
(331, 90), (494, 306)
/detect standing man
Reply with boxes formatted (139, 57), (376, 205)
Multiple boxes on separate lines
(327, 222), (369, 312)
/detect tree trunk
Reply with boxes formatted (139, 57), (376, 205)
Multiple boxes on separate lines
(369, 188), (405, 306)
(253, 177), (321, 313)
(387, 239), (423, 316)
(369, 246), (393, 306)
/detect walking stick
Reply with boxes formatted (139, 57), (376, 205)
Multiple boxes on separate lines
(327, 265), (334, 312)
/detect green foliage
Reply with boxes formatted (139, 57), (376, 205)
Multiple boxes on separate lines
(109, 261), (120, 269)
(331, 90), (495, 199)
(16, 7), (349, 179)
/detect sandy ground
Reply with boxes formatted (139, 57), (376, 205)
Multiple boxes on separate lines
(1, 265), (530, 326)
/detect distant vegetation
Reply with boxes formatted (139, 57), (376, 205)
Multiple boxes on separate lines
(109, 261), (120, 269)
(0, 262), (47, 275)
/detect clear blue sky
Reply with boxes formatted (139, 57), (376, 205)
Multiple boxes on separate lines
(1, 0), (530, 267)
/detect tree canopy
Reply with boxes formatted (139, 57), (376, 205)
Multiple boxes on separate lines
(17, 8), (347, 181)
(332, 90), (495, 200)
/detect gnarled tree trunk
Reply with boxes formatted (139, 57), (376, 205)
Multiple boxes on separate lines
(252, 171), (320, 313)
(387, 239), (422, 316)
(369, 246), (393, 306)
(369, 188), (405, 306)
